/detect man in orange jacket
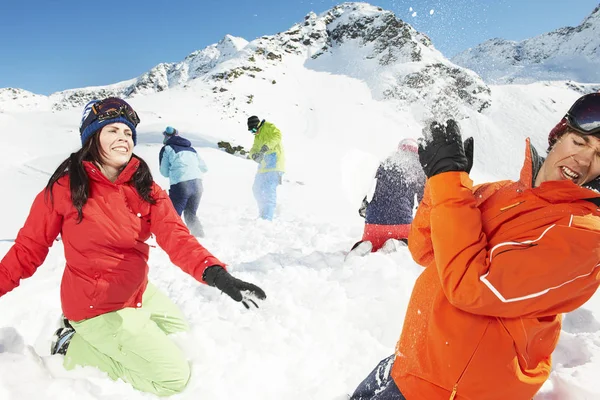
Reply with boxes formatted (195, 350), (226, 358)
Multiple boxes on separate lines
(350, 93), (600, 400)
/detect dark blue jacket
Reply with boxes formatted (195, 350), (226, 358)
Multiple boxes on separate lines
(365, 151), (426, 225)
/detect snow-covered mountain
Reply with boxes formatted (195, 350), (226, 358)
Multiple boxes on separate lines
(2, 3), (600, 400)
(0, 3), (490, 119)
(452, 4), (600, 84)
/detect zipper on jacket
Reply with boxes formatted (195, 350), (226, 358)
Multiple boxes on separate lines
(499, 200), (525, 212)
(449, 384), (458, 400)
(448, 321), (491, 400)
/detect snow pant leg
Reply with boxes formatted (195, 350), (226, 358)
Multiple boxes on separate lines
(252, 171), (282, 221)
(168, 181), (190, 216)
(350, 355), (406, 400)
(362, 224), (411, 251)
(64, 283), (191, 396)
(182, 179), (203, 237)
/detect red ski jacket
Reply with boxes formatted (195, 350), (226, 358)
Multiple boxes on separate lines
(0, 159), (225, 321)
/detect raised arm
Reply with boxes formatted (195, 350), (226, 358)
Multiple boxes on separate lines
(0, 187), (63, 296)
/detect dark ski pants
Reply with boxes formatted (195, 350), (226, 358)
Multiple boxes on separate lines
(168, 179), (204, 236)
(350, 355), (406, 400)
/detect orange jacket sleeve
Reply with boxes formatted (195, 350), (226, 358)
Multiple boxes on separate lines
(0, 189), (63, 296)
(408, 181), (434, 267)
(149, 184), (226, 282)
(428, 172), (600, 318)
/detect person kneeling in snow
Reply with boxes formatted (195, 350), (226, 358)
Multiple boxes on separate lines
(247, 115), (285, 221)
(159, 126), (208, 237)
(351, 93), (600, 400)
(350, 138), (426, 256)
(0, 98), (266, 396)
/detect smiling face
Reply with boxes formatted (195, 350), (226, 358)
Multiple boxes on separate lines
(535, 131), (600, 187)
(98, 122), (134, 171)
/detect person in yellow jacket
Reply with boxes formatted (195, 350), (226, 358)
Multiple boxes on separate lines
(247, 115), (286, 220)
(350, 93), (600, 400)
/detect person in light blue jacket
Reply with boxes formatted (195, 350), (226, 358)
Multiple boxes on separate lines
(159, 126), (208, 237)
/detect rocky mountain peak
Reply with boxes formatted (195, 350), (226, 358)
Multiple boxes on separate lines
(451, 4), (600, 84)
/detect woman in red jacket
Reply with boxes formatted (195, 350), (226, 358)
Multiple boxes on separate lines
(350, 93), (600, 400)
(0, 97), (266, 396)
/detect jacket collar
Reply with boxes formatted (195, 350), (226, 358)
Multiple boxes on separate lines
(519, 138), (600, 205)
(83, 157), (140, 185)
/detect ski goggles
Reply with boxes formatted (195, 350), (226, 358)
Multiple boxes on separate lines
(249, 127), (258, 133)
(565, 93), (600, 135)
(81, 98), (140, 131)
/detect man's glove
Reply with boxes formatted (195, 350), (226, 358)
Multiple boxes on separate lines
(203, 266), (267, 309)
(464, 136), (474, 174)
(418, 119), (472, 178)
(251, 152), (264, 163)
(251, 145), (269, 163)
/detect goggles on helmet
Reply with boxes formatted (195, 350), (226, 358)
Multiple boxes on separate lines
(565, 93), (600, 135)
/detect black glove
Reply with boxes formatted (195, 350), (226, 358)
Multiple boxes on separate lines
(464, 136), (474, 174)
(260, 145), (269, 153)
(358, 196), (368, 218)
(418, 119), (471, 178)
(203, 266), (266, 309)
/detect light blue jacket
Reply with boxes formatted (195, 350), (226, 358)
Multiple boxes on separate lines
(159, 136), (208, 185)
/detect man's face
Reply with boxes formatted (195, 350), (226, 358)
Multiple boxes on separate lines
(535, 131), (600, 187)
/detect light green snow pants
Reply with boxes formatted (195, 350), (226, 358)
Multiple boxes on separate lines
(63, 283), (191, 396)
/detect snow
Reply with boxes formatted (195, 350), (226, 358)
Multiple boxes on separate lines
(0, 4), (600, 400)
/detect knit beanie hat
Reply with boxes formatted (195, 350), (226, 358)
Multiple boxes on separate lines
(163, 126), (178, 136)
(247, 115), (261, 130)
(547, 117), (569, 148)
(79, 97), (139, 146)
(398, 138), (419, 154)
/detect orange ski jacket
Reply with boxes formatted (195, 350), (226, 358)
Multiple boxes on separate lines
(392, 139), (600, 400)
(0, 159), (225, 321)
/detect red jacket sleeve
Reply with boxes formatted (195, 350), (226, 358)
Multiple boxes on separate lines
(0, 189), (63, 296)
(428, 172), (600, 318)
(149, 184), (226, 283)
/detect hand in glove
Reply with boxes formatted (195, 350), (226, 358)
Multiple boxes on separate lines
(251, 145), (270, 163)
(418, 119), (473, 178)
(464, 136), (474, 174)
(251, 152), (264, 163)
(203, 266), (266, 309)
(358, 195), (368, 218)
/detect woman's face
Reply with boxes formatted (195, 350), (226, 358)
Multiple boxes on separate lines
(98, 122), (134, 169)
(536, 131), (600, 187)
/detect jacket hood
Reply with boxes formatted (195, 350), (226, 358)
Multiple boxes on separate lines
(165, 136), (191, 148)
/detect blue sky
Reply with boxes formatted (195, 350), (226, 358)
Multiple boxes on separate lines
(1, 0), (598, 95)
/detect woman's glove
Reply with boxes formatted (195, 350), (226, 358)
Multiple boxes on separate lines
(203, 266), (267, 309)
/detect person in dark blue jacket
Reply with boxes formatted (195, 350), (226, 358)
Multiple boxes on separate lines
(351, 138), (425, 254)
(159, 126), (208, 237)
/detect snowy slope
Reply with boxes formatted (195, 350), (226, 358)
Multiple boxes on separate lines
(452, 4), (600, 84)
(1, 2), (600, 400)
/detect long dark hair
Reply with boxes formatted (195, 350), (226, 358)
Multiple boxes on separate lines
(45, 132), (156, 222)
